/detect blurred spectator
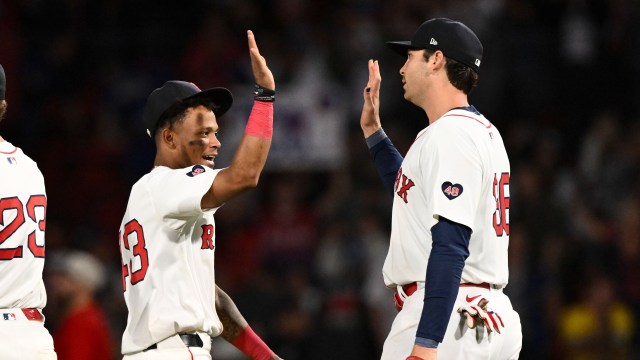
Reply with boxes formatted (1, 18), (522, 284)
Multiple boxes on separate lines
(558, 275), (635, 360)
(47, 251), (113, 360)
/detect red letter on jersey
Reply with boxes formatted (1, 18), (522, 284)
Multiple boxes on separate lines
(201, 224), (215, 250)
(396, 170), (415, 204)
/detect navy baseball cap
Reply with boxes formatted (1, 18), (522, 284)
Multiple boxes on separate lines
(143, 80), (233, 137)
(386, 18), (483, 73)
(0, 64), (6, 100)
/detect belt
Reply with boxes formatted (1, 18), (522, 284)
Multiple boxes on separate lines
(145, 333), (204, 351)
(403, 282), (502, 297)
(0, 308), (44, 321)
(394, 282), (503, 311)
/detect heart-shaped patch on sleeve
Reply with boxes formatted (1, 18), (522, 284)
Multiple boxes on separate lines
(441, 181), (463, 200)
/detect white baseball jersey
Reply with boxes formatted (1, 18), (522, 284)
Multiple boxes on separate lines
(119, 165), (223, 354)
(382, 107), (511, 288)
(0, 140), (56, 360)
(0, 141), (48, 309)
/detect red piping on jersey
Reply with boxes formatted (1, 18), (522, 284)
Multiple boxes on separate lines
(443, 113), (492, 128)
(0, 146), (18, 154)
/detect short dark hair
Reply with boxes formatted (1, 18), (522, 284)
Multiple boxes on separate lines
(0, 100), (7, 122)
(153, 97), (218, 139)
(424, 50), (479, 94)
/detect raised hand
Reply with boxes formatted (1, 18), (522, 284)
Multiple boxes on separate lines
(247, 30), (275, 91)
(360, 59), (382, 137)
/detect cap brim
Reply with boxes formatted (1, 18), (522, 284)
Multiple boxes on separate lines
(386, 41), (416, 56)
(184, 87), (233, 118)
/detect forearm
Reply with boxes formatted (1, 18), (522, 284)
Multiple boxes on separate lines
(366, 128), (403, 194)
(207, 101), (273, 207)
(215, 285), (249, 342)
(228, 100), (273, 185)
(215, 286), (279, 360)
(417, 218), (471, 342)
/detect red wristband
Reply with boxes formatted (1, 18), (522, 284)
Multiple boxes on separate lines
(244, 100), (273, 138)
(231, 326), (275, 360)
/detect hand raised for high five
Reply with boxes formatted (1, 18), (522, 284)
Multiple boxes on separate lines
(247, 30), (275, 91)
(360, 59), (382, 138)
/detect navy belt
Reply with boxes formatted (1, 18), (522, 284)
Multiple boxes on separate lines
(145, 333), (203, 351)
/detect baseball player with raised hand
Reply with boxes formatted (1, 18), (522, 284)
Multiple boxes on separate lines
(0, 64), (58, 359)
(119, 31), (282, 360)
(360, 19), (522, 359)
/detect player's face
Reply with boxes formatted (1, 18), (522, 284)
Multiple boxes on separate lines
(399, 49), (431, 104)
(172, 105), (221, 169)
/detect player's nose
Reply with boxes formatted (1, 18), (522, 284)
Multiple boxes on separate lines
(210, 136), (221, 149)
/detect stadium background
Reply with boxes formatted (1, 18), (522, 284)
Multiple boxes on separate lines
(2, 0), (639, 359)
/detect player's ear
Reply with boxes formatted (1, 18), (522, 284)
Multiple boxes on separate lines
(432, 51), (446, 70)
(160, 127), (177, 149)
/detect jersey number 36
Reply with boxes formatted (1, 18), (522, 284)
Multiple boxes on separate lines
(493, 172), (510, 237)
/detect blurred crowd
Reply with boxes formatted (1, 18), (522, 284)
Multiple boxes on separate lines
(2, 0), (640, 359)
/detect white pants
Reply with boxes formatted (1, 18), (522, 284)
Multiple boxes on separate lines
(123, 332), (212, 360)
(0, 308), (57, 360)
(381, 285), (522, 359)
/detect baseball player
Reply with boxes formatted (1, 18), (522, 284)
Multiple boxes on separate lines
(0, 64), (58, 359)
(119, 31), (282, 360)
(360, 19), (522, 359)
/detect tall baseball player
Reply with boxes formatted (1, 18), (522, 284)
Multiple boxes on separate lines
(360, 19), (522, 359)
(119, 31), (282, 360)
(0, 64), (57, 359)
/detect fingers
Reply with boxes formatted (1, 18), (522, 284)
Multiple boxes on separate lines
(371, 61), (381, 98)
(364, 59), (381, 95)
(247, 30), (263, 64)
(464, 312), (476, 329)
(486, 311), (503, 334)
(460, 298), (505, 335)
(477, 298), (489, 309)
(247, 30), (275, 90)
(369, 59), (381, 90)
(247, 30), (258, 54)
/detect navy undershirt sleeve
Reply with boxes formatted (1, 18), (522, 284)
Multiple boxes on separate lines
(416, 217), (471, 343)
(366, 128), (404, 195)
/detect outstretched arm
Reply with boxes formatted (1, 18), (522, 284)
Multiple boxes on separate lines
(202, 30), (275, 209)
(215, 285), (283, 360)
(360, 59), (403, 195)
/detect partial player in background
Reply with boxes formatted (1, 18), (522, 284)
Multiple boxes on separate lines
(119, 31), (282, 360)
(48, 251), (113, 360)
(360, 19), (522, 359)
(0, 64), (58, 359)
